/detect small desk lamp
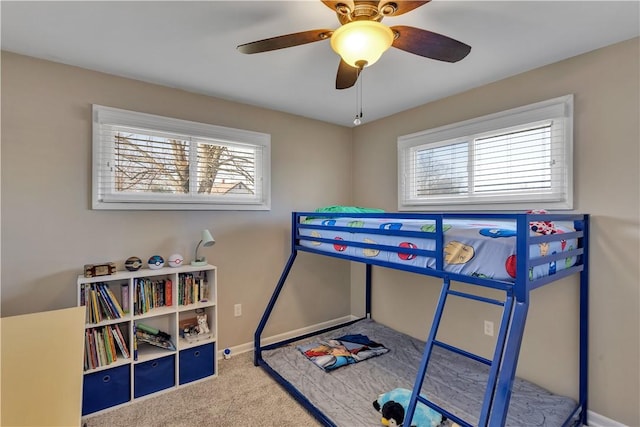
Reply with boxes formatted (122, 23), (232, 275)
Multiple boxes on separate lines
(191, 229), (215, 266)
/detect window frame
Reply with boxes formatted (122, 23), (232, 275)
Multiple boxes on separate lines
(397, 95), (574, 211)
(92, 105), (271, 211)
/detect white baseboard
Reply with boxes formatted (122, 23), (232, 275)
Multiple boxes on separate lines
(587, 410), (628, 427)
(217, 317), (627, 427)
(217, 314), (358, 359)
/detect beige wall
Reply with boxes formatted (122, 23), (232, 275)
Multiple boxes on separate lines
(351, 38), (639, 425)
(0, 51), (353, 345)
(2, 37), (638, 426)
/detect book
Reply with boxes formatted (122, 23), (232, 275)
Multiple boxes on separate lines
(134, 278), (146, 315)
(81, 284), (92, 323)
(102, 328), (112, 364)
(94, 329), (105, 367)
(165, 279), (172, 306)
(83, 332), (88, 371)
(104, 284), (125, 317)
(80, 283), (87, 307)
(96, 284), (116, 319)
(84, 330), (92, 370)
(87, 330), (96, 369)
(106, 326), (118, 362)
(111, 327), (124, 357)
(133, 323), (138, 361)
(199, 277), (208, 302)
(133, 279), (138, 315)
(101, 328), (109, 365)
(140, 279), (147, 313)
(181, 273), (197, 305)
(115, 324), (131, 359)
(144, 279), (151, 312)
(121, 284), (130, 313)
(151, 280), (158, 308)
(193, 278), (199, 303)
(179, 273), (194, 305)
(90, 288), (100, 323)
(111, 325), (130, 359)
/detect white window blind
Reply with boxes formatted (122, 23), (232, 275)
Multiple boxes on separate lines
(93, 105), (271, 210)
(474, 124), (554, 194)
(398, 95), (573, 210)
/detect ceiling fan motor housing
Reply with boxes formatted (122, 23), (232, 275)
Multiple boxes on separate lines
(335, 1), (401, 23)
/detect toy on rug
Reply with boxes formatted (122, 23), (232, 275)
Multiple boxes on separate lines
(373, 388), (443, 427)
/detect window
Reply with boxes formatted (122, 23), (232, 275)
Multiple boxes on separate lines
(398, 95), (573, 210)
(92, 105), (270, 210)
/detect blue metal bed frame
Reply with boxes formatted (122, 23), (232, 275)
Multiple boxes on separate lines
(255, 211), (589, 427)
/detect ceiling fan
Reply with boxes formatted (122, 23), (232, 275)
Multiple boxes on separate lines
(237, 1), (471, 90)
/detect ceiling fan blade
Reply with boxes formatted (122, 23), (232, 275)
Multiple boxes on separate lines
(336, 59), (360, 90)
(391, 26), (471, 62)
(380, 1), (430, 16)
(237, 29), (333, 54)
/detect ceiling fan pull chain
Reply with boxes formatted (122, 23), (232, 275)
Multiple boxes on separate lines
(359, 69), (363, 122)
(354, 69), (363, 126)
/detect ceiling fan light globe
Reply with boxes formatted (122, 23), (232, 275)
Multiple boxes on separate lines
(330, 21), (394, 68)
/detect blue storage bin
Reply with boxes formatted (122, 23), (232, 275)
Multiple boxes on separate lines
(82, 364), (130, 415)
(179, 342), (215, 384)
(134, 355), (176, 398)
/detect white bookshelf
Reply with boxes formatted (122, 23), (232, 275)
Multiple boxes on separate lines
(77, 264), (217, 416)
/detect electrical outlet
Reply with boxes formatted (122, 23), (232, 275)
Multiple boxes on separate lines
(484, 320), (494, 337)
(234, 303), (242, 317)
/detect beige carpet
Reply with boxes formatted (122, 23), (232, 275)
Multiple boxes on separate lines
(83, 352), (323, 427)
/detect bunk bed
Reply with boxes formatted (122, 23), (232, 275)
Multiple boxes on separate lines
(255, 211), (589, 427)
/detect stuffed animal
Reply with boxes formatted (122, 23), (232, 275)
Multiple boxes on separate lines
(527, 209), (559, 235)
(373, 388), (443, 427)
(196, 313), (210, 334)
(378, 401), (405, 427)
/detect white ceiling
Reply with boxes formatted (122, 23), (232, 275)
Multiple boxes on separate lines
(2, 1), (639, 127)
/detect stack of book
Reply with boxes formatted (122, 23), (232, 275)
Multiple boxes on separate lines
(84, 323), (130, 371)
(80, 283), (126, 324)
(134, 323), (176, 351)
(178, 273), (208, 305)
(133, 278), (172, 315)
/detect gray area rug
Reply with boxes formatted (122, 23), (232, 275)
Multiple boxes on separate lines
(83, 352), (322, 427)
(261, 319), (578, 427)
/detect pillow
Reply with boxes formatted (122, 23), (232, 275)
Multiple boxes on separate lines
(315, 205), (385, 214)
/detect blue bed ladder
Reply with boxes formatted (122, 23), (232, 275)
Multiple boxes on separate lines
(404, 276), (523, 427)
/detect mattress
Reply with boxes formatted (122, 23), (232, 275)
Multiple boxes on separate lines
(299, 217), (578, 282)
(261, 319), (578, 427)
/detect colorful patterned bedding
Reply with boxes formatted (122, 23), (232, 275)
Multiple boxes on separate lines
(299, 217), (578, 282)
